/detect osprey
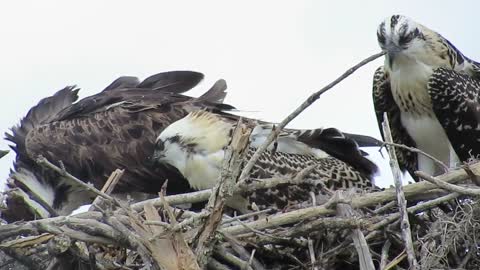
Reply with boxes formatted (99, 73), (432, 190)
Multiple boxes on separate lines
(153, 111), (378, 212)
(373, 15), (480, 177)
(4, 71), (232, 222)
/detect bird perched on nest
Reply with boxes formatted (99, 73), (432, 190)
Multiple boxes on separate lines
(153, 110), (379, 213)
(4, 71), (233, 222)
(373, 15), (480, 177)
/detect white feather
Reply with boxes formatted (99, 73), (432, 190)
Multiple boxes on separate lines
(401, 113), (458, 175)
(13, 169), (55, 207)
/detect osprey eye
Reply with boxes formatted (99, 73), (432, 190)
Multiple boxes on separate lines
(399, 31), (415, 45)
(155, 140), (165, 152)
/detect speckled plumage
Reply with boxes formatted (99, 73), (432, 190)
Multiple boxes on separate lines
(373, 15), (480, 177)
(154, 111), (378, 212)
(245, 147), (375, 211)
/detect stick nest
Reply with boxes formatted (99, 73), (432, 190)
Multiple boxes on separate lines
(1, 162), (480, 270)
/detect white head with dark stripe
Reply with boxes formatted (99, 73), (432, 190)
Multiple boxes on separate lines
(377, 15), (448, 70)
(152, 111), (232, 189)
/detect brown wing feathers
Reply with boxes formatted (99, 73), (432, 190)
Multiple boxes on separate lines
(4, 70), (379, 222)
(4, 71), (227, 221)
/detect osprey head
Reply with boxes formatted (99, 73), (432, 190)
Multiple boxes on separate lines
(152, 133), (190, 176)
(377, 15), (432, 69)
(152, 111), (231, 175)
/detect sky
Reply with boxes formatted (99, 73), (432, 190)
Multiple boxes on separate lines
(0, 1), (479, 188)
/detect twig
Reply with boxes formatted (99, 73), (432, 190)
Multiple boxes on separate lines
(335, 191), (374, 270)
(155, 187), (201, 270)
(213, 246), (253, 270)
(221, 209), (273, 225)
(382, 113), (419, 269)
(142, 220), (171, 229)
(366, 192), (460, 240)
(383, 250), (407, 270)
(248, 249), (256, 266)
(100, 169), (124, 194)
(246, 249), (256, 270)
(380, 240), (392, 270)
(236, 51), (385, 186)
(90, 169), (124, 212)
(131, 190), (211, 211)
(373, 200), (397, 214)
(415, 171), (480, 196)
(206, 258), (231, 270)
(223, 234), (265, 270)
(36, 156), (115, 202)
(169, 211), (210, 232)
(0, 245), (46, 270)
(463, 164), (480, 186)
(308, 238), (318, 270)
(382, 142), (448, 173)
(107, 216), (159, 270)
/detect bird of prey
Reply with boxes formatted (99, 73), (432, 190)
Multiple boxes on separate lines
(153, 111), (378, 212)
(4, 71), (232, 222)
(373, 15), (480, 177)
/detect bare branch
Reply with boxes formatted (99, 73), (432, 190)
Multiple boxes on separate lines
(415, 171), (480, 196)
(237, 51), (385, 186)
(381, 142), (449, 173)
(36, 156), (115, 202)
(194, 120), (251, 267)
(382, 112), (419, 269)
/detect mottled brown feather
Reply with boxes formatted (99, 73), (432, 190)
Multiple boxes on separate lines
(4, 71), (230, 221)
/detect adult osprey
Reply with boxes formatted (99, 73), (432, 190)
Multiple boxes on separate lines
(373, 15), (480, 177)
(153, 111), (378, 212)
(4, 71), (232, 222)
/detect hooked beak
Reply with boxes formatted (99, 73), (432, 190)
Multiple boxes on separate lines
(384, 43), (402, 68)
(150, 150), (165, 165)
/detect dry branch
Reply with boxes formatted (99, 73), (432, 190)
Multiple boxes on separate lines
(2, 162), (480, 269)
(36, 156), (115, 203)
(194, 120), (251, 267)
(415, 171), (480, 196)
(237, 52), (385, 186)
(382, 113), (419, 269)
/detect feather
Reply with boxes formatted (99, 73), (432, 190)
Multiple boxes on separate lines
(154, 111), (378, 212)
(3, 71), (230, 222)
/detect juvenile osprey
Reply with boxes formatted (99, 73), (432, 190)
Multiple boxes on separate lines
(373, 15), (480, 177)
(4, 71), (232, 222)
(153, 111), (378, 212)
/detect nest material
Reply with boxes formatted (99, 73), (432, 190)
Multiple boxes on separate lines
(1, 160), (480, 270)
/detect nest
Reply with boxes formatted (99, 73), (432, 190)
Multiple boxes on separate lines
(2, 53), (480, 270)
(2, 143), (480, 270)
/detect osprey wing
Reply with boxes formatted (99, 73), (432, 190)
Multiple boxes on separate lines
(53, 71), (204, 121)
(428, 68), (480, 162)
(4, 72), (229, 222)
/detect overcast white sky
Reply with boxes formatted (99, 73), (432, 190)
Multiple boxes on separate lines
(0, 1), (479, 188)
